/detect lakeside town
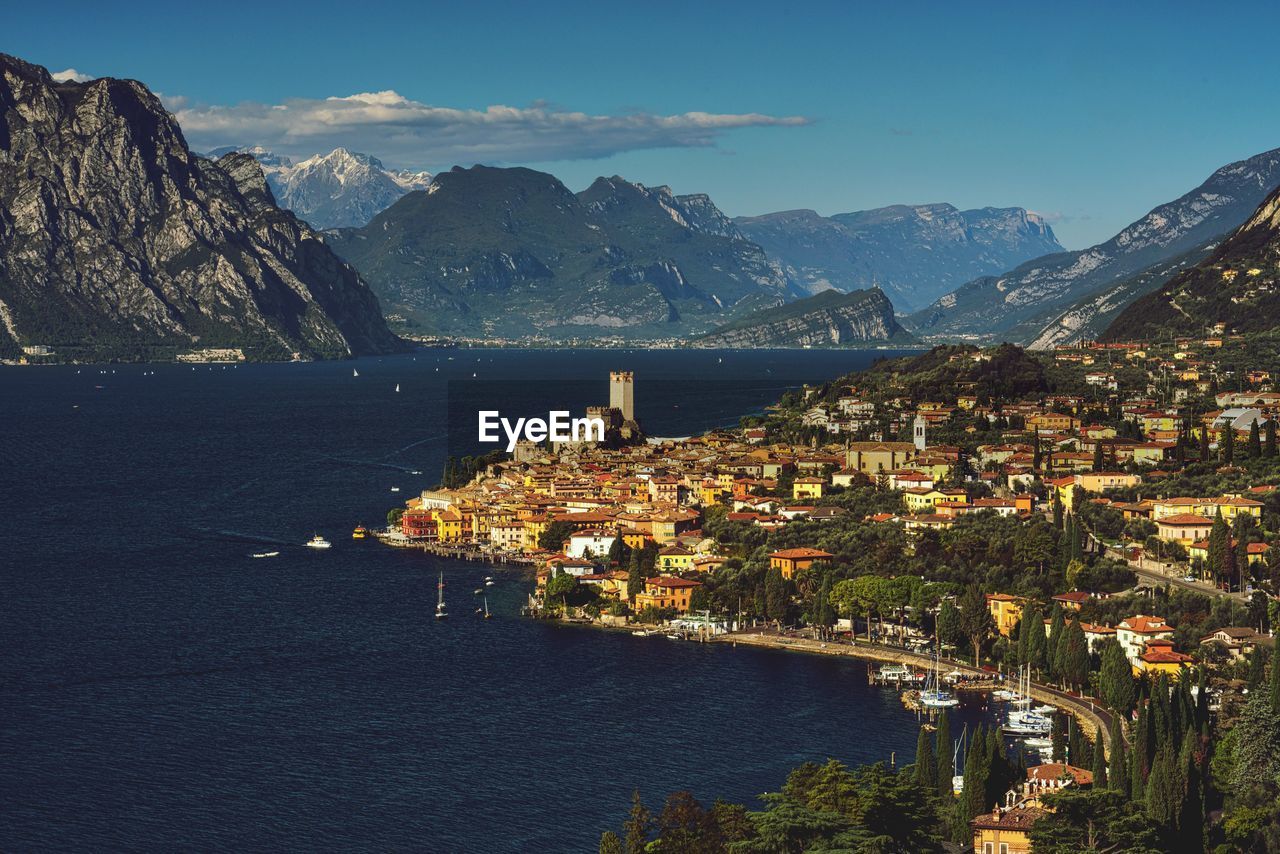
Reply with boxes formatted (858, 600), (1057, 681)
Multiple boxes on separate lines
(377, 331), (1280, 852)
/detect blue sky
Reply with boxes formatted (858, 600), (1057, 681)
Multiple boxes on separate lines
(7, 0), (1280, 248)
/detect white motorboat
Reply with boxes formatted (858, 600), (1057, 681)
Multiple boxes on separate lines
(304, 535), (331, 549)
(251, 551), (280, 558)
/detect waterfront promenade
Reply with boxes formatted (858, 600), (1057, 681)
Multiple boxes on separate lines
(715, 630), (1115, 748)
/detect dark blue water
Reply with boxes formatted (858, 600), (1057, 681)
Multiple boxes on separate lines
(0, 348), (988, 852)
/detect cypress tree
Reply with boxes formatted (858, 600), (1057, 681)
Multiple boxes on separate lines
(1092, 729), (1108, 789)
(1028, 609), (1048, 675)
(1047, 608), (1066, 681)
(1266, 418), (1277, 458)
(1223, 422), (1235, 465)
(1051, 714), (1067, 763)
(815, 573), (834, 628)
(1249, 419), (1262, 458)
(1178, 728), (1205, 851)
(935, 709), (954, 798)
(1111, 724), (1128, 796)
(1068, 718), (1084, 767)
(1270, 647), (1280, 716)
(1100, 639), (1136, 715)
(914, 725), (937, 791)
(1093, 441), (1105, 472)
(1144, 741), (1180, 829)
(1248, 646), (1267, 690)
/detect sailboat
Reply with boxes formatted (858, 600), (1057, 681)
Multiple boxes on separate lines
(435, 571), (448, 619)
(919, 648), (959, 708)
(395, 383), (401, 393)
(353, 368), (359, 377)
(1005, 665), (1052, 735)
(483, 595), (492, 620)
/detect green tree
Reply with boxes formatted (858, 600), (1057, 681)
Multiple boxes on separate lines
(546, 572), (578, 612)
(765, 566), (789, 624)
(654, 791), (719, 854)
(936, 598), (963, 651)
(1028, 789), (1162, 853)
(598, 831), (623, 854)
(386, 506), (404, 528)
(539, 519), (577, 552)
(1266, 418), (1277, 458)
(1092, 729), (1108, 789)
(957, 586), (994, 666)
(627, 550), (644, 601)
(1109, 723), (1128, 797)
(1100, 638), (1136, 715)
(1248, 418), (1262, 458)
(935, 708), (954, 799)
(914, 725), (937, 792)
(1223, 422), (1236, 465)
(623, 790), (651, 854)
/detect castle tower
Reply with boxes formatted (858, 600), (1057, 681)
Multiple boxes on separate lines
(913, 414), (927, 451)
(609, 371), (634, 422)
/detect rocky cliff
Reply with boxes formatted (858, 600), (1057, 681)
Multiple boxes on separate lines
(0, 54), (401, 361)
(1103, 184), (1280, 341)
(909, 147), (1280, 347)
(694, 288), (909, 347)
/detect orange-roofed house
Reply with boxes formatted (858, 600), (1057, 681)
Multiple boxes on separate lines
(634, 576), (702, 613)
(1117, 614), (1174, 665)
(1155, 514), (1215, 546)
(769, 547), (835, 580)
(1135, 638), (1193, 679)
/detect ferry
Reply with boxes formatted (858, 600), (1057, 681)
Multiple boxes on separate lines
(875, 663), (925, 685)
(352, 525), (368, 539)
(305, 535), (332, 549)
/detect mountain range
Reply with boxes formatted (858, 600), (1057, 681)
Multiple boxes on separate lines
(0, 54), (401, 361)
(207, 146), (432, 229)
(735, 204), (1062, 312)
(326, 168), (793, 338)
(694, 288), (910, 348)
(907, 147), (1280, 348)
(1103, 183), (1280, 341)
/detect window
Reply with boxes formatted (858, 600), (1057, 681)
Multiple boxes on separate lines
(983, 844), (993, 854)
(1000, 845), (1009, 854)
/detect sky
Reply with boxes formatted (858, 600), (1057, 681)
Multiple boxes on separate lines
(7, 0), (1280, 249)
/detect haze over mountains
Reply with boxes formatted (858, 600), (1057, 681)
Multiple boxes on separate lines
(735, 204), (1062, 312)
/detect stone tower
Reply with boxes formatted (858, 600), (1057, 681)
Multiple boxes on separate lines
(609, 371), (635, 422)
(913, 414), (927, 451)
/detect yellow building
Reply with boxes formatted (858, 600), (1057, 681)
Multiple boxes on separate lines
(657, 545), (695, 572)
(1134, 639), (1193, 679)
(970, 799), (1045, 854)
(986, 593), (1025, 638)
(633, 576), (702, 613)
(845, 442), (917, 475)
(434, 508), (465, 542)
(1154, 514), (1215, 546)
(793, 477), (826, 500)
(768, 547), (834, 580)
(904, 488), (968, 515)
(1074, 471), (1142, 493)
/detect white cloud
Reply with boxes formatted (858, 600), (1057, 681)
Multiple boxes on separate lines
(171, 89), (810, 170)
(51, 68), (93, 83)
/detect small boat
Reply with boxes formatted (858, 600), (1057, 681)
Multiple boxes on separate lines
(352, 525), (368, 539)
(435, 571), (448, 619)
(484, 576), (495, 587)
(390, 487), (401, 493)
(474, 588), (484, 595)
(251, 551), (280, 559)
(920, 650), (960, 708)
(632, 630), (651, 637)
(353, 369), (359, 377)
(305, 535), (331, 549)
(665, 633), (682, 640)
(395, 383), (400, 393)
(483, 595), (492, 620)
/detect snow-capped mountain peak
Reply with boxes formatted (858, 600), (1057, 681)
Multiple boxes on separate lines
(218, 146), (432, 229)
